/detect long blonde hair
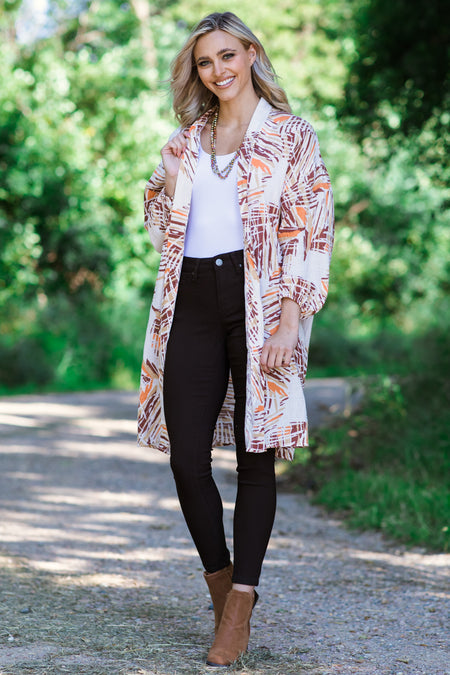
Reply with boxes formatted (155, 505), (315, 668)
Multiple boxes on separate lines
(170, 12), (291, 127)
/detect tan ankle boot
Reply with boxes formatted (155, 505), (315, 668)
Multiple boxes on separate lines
(206, 588), (258, 667)
(203, 563), (233, 634)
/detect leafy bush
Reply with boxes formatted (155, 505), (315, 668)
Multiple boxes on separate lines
(291, 327), (450, 551)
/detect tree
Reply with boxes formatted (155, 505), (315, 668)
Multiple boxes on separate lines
(343, 0), (449, 139)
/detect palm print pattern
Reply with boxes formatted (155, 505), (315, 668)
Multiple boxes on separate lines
(138, 98), (334, 461)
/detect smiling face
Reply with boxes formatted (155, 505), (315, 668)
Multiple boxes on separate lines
(193, 29), (256, 103)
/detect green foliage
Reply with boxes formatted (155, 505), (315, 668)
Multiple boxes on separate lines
(1, 0), (171, 389)
(292, 333), (450, 550)
(343, 0), (449, 138)
(317, 470), (449, 551)
(1, 0), (448, 400)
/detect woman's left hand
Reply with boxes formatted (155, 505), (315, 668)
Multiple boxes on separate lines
(260, 298), (301, 373)
(260, 324), (299, 373)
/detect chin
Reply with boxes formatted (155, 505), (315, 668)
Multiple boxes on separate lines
(215, 87), (240, 102)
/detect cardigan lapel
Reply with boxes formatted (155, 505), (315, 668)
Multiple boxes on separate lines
(237, 98), (273, 227)
(245, 98), (273, 140)
(237, 98), (274, 223)
(239, 97), (273, 162)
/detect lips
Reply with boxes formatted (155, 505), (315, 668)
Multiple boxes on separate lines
(215, 76), (235, 88)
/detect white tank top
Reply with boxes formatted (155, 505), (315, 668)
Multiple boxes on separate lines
(184, 144), (244, 258)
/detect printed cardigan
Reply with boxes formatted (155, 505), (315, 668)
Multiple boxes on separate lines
(138, 97), (334, 461)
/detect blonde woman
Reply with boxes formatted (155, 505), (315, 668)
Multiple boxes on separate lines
(138, 11), (334, 667)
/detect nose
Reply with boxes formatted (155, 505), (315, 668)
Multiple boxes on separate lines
(212, 59), (226, 78)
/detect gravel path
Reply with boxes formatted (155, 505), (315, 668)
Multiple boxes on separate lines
(0, 386), (448, 675)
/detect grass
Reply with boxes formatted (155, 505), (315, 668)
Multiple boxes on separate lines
(287, 369), (450, 551)
(317, 470), (448, 548)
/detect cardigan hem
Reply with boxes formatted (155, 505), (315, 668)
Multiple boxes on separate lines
(137, 436), (306, 462)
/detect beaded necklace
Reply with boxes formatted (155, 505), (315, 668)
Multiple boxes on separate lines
(210, 108), (244, 180)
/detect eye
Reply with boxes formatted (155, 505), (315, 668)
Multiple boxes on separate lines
(223, 52), (235, 60)
(197, 60), (210, 68)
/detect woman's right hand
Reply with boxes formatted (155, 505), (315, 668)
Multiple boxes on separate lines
(161, 129), (190, 195)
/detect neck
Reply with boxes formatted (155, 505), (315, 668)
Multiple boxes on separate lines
(216, 89), (261, 129)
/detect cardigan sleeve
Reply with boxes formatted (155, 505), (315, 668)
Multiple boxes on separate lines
(143, 162), (173, 254)
(278, 123), (334, 318)
(143, 127), (183, 253)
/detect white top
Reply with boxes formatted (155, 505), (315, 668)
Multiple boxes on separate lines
(184, 144), (244, 258)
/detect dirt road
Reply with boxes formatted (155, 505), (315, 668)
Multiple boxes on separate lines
(0, 384), (448, 674)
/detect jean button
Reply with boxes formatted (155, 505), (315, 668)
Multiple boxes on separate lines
(215, 258), (223, 266)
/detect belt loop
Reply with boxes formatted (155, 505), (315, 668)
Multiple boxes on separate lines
(192, 258), (200, 281)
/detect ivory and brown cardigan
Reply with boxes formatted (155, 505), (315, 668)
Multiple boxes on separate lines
(138, 97), (334, 460)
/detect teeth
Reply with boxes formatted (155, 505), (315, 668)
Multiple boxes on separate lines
(216, 77), (234, 86)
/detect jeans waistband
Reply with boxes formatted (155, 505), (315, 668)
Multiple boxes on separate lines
(181, 249), (244, 277)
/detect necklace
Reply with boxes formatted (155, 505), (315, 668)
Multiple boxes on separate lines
(210, 109), (243, 180)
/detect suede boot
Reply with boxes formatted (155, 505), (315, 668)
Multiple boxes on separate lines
(206, 588), (258, 667)
(203, 563), (233, 634)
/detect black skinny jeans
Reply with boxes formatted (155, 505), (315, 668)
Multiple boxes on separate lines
(163, 250), (276, 586)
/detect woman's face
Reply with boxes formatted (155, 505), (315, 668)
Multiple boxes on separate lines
(193, 29), (256, 103)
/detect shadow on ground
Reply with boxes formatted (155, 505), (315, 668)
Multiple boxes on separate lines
(0, 388), (448, 675)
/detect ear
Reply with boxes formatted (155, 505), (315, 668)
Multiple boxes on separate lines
(248, 43), (257, 65)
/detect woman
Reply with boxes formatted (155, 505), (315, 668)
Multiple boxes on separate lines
(138, 11), (334, 667)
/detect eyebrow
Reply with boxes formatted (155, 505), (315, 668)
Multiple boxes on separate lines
(195, 48), (236, 62)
